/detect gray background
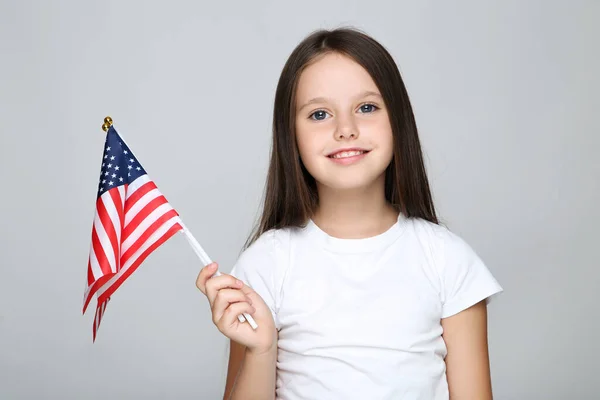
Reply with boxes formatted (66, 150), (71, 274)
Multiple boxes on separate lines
(1, 1), (598, 399)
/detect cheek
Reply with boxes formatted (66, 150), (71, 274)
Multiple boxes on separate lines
(373, 118), (394, 153)
(295, 121), (327, 161)
(295, 130), (311, 166)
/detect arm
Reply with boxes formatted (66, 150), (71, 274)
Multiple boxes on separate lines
(229, 344), (277, 400)
(223, 340), (245, 400)
(441, 300), (494, 400)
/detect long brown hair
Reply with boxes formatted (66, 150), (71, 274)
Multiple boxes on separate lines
(244, 27), (438, 249)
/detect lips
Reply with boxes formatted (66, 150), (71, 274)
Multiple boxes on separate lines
(326, 148), (370, 165)
(327, 148), (370, 159)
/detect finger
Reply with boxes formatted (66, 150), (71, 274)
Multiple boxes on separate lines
(196, 262), (219, 294)
(212, 289), (253, 324)
(206, 274), (244, 304)
(217, 301), (256, 332)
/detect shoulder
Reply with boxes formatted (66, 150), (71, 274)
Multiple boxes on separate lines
(236, 226), (292, 265)
(403, 217), (480, 267)
(229, 225), (294, 283)
(404, 217), (503, 317)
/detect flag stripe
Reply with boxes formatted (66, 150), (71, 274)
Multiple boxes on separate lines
(93, 298), (110, 342)
(88, 247), (103, 285)
(91, 221), (113, 277)
(97, 220), (182, 304)
(117, 186), (126, 238)
(124, 187), (161, 227)
(121, 197), (170, 247)
(83, 273), (114, 314)
(99, 194), (120, 274)
(125, 174), (152, 201)
(87, 260), (94, 286)
(121, 209), (179, 266)
(125, 181), (157, 217)
(107, 186), (124, 235)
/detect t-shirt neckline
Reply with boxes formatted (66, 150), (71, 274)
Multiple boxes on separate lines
(304, 212), (407, 253)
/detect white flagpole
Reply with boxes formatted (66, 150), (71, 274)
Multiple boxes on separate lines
(179, 223), (258, 330)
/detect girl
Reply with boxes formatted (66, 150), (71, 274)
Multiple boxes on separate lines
(196, 27), (502, 400)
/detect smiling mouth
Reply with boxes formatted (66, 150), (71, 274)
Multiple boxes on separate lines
(328, 150), (370, 159)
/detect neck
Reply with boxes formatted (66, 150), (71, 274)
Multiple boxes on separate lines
(312, 176), (398, 239)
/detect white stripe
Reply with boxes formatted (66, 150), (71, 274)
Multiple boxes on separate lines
(118, 185), (126, 209)
(93, 207), (117, 274)
(121, 202), (175, 254)
(125, 174), (151, 200)
(89, 243), (104, 281)
(96, 218), (180, 298)
(124, 188), (162, 226)
(101, 193), (122, 268)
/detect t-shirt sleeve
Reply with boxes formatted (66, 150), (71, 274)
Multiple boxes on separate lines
(229, 230), (281, 329)
(439, 230), (503, 318)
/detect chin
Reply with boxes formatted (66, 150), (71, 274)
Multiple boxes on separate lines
(317, 173), (384, 192)
(304, 157), (391, 193)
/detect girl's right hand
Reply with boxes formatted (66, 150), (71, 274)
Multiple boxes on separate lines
(196, 262), (277, 355)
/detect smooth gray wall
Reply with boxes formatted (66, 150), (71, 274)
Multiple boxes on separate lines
(1, 1), (598, 399)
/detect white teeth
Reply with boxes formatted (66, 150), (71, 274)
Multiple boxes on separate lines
(332, 150), (364, 159)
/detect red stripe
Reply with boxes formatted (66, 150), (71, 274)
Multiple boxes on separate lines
(91, 226), (113, 277)
(98, 194), (120, 273)
(116, 186), (126, 244)
(122, 195), (169, 242)
(120, 209), (179, 267)
(124, 181), (157, 214)
(87, 259), (94, 286)
(98, 222), (182, 304)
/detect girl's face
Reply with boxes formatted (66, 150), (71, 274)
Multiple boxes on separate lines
(295, 52), (394, 193)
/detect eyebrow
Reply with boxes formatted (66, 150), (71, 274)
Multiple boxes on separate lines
(297, 90), (383, 112)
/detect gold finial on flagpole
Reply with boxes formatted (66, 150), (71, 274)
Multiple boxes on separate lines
(102, 116), (113, 132)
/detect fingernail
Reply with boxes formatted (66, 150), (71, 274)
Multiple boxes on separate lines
(209, 263), (217, 270)
(236, 280), (243, 287)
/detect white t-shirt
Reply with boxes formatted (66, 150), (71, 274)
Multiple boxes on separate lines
(230, 213), (503, 400)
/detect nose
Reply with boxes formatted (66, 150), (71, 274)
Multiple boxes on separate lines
(334, 115), (359, 141)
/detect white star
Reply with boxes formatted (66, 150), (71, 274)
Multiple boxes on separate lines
(114, 166), (120, 171)
(119, 177), (124, 182)
(112, 173), (116, 178)
(128, 172), (131, 177)
(110, 155), (115, 161)
(136, 167), (141, 171)
(127, 165), (133, 170)
(104, 171), (109, 176)
(124, 150), (128, 155)
(101, 179), (106, 184)
(107, 146), (111, 151)
(107, 163), (112, 169)
(129, 158), (134, 163)
(104, 154), (108, 159)
(108, 181), (114, 186)
(102, 163), (105, 167)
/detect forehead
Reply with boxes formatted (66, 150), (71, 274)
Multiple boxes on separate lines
(295, 52), (379, 101)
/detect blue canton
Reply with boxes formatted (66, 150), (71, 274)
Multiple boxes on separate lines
(97, 126), (147, 198)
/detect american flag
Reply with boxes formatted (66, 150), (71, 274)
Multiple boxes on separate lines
(83, 125), (182, 341)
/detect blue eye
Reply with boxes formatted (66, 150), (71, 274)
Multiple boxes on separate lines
(309, 110), (330, 121)
(359, 104), (378, 113)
